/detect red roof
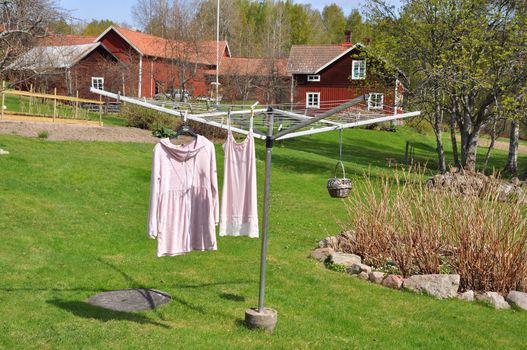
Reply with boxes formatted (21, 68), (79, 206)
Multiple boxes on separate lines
(40, 35), (97, 46)
(288, 45), (350, 74)
(98, 26), (229, 65)
(206, 57), (289, 77)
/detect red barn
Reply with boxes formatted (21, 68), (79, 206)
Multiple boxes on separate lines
(95, 26), (231, 98)
(288, 40), (405, 115)
(7, 42), (126, 98)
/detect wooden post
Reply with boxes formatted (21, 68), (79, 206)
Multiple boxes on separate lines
(53, 88), (57, 122)
(75, 91), (79, 119)
(1, 81), (5, 120)
(29, 84), (33, 115)
(99, 95), (103, 126)
(404, 141), (410, 165)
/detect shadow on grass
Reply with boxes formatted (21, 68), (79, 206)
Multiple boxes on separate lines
(219, 293), (245, 302)
(173, 280), (252, 289)
(47, 299), (171, 328)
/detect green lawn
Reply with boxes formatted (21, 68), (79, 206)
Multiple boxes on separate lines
(0, 127), (526, 349)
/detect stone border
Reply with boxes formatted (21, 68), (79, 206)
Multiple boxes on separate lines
(310, 245), (527, 310)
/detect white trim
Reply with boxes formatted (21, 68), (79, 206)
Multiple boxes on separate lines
(307, 75), (320, 82)
(314, 43), (364, 74)
(138, 54), (143, 98)
(352, 60), (366, 80)
(95, 26), (143, 55)
(91, 77), (104, 90)
(306, 92), (320, 109)
(368, 93), (384, 110)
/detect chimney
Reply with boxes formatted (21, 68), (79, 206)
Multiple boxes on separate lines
(342, 30), (352, 47)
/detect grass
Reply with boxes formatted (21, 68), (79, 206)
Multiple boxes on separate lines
(3, 95), (127, 126)
(0, 126), (526, 349)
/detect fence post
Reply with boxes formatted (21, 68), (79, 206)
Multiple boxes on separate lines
(99, 95), (103, 126)
(75, 91), (79, 119)
(53, 88), (57, 122)
(29, 84), (33, 115)
(1, 81), (5, 120)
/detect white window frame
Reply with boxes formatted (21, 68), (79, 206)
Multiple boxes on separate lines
(91, 77), (104, 90)
(351, 60), (366, 80)
(306, 92), (320, 109)
(368, 93), (384, 110)
(307, 75), (320, 82)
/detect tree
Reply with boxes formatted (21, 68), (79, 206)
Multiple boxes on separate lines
(322, 4), (346, 44)
(368, 0), (527, 172)
(0, 0), (65, 83)
(81, 19), (115, 36)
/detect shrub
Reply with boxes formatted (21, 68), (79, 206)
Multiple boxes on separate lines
(37, 131), (49, 139)
(337, 169), (527, 294)
(152, 127), (176, 138)
(120, 103), (226, 140)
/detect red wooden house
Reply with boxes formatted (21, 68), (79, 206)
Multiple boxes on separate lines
(288, 38), (405, 115)
(95, 26), (231, 99)
(7, 41), (126, 98)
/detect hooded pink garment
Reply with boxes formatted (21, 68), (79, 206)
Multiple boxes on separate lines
(219, 127), (259, 238)
(147, 135), (219, 256)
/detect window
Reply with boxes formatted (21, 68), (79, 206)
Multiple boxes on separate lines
(368, 93), (384, 110)
(306, 92), (320, 109)
(352, 60), (366, 80)
(91, 77), (104, 90)
(307, 75), (320, 82)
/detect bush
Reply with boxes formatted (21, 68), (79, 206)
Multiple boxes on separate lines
(120, 103), (227, 140)
(37, 131), (48, 139)
(405, 116), (433, 135)
(336, 170), (527, 294)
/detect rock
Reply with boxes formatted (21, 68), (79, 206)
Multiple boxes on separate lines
(318, 236), (338, 248)
(358, 272), (369, 280)
(505, 291), (527, 310)
(0, 149), (9, 155)
(368, 271), (385, 284)
(458, 290), (474, 302)
(476, 292), (510, 310)
(402, 274), (460, 299)
(309, 247), (334, 262)
(329, 252), (361, 267)
(511, 177), (521, 186)
(381, 274), (403, 289)
(346, 263), (372, 275)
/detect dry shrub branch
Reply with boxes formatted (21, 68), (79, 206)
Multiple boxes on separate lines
(337, 170), (527, 294)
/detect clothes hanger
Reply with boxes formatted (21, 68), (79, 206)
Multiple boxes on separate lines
(171, 111), (197, 139)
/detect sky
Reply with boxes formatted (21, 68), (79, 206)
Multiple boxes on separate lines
(58, 0), (369, 26)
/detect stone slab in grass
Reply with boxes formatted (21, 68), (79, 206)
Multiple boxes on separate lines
(87, 289), (172, 312)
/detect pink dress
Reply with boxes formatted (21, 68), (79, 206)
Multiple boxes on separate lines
(219, 127), (259, 238)
(148, 136), (219, 256)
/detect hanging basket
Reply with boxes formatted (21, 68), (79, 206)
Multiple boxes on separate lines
(327, 161), (352, 198)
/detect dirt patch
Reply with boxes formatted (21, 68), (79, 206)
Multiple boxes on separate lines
(0, 120), (158, 143)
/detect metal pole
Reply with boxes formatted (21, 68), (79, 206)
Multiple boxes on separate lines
(215, 0), (220, 105)
(258, 108), (274, 312)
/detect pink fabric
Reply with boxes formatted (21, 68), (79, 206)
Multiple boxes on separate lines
(219, 129), (259, 238)
(148, 135), (219, 256)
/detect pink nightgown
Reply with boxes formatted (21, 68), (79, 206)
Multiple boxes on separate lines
(147, 136), (219, 256)
(219, 126), (259, 238)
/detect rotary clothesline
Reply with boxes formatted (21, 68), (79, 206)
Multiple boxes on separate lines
(90, 87), (421, 329)
(90, 88), (420, 141)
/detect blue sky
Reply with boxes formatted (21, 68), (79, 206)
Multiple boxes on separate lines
(59, 0), (369, 25)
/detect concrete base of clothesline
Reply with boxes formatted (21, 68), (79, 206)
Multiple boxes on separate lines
(245, 307), (278, 332)
(87, 289), (172, 312)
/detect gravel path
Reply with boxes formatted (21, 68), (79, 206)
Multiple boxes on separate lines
(0, 120), (158, 143)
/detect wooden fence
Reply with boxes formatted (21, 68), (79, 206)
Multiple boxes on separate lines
(0, 83), (106, 126)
